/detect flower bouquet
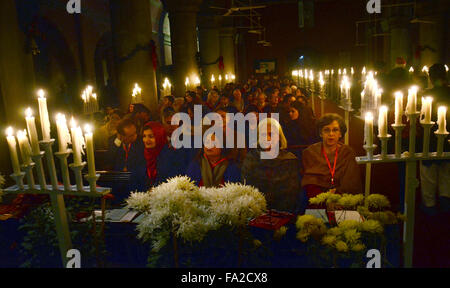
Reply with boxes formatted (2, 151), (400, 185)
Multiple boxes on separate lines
(296, 192), (404, 267)
(126, 176), (266, 267)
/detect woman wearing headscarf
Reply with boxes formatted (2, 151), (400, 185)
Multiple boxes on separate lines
(186, 133), (241, 188)
(142, 122), (167, 188)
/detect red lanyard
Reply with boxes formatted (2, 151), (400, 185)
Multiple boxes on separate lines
(322, 145), (339, 186)
(204, 153), (227, 169)
(123, 143), (132, 162)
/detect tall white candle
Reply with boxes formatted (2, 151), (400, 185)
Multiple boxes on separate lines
(421, 96), (433, 123)
(37, 89), (51, 141)
(407, 86), (418, 114)
(365, 112), (374, 147)
(56, 113), (71, 153)
(84, 124), (96, 178)
(437, 106), (447, 134)
(70, 118), (85, 166)
(394, 91), (403, 125)
(25, 108), (40, 155)
(17, 129), (32, 166)
(6, 127), (21, 174)
(378, 106), (388, 137)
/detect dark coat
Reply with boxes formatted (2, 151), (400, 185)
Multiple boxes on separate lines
(241, 149), (301, 213)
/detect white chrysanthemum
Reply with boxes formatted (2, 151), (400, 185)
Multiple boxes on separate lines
(126, 191), (152, 212)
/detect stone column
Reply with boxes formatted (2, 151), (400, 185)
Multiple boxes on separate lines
(389, 16), (411, 68)
(219, 27), (236, 78)
(165, 0), (203, 98)
(198, 15), (221, 88)
(0, 0), (35, 123)
(416, 0), (445, 67)
(110, 0), (158, 117)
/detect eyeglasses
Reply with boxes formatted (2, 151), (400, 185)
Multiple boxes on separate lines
(322, 128), (340, 135)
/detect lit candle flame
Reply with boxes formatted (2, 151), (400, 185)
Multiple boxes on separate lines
(70, 117), (77, 129)
(185, 77), (189, 86)
(25, 108), (33, 118)
(292, 70), (298, 77)
(409, 66), (414, 73)
(6, 127), (13, 137)
(132, 83), (141, 97)
(422, 65), (429, 73)
(211, 74), (215, 82)
(37, 89), (45, 99)
(365, 112), (373, 121)
(84, 124), (92, 134)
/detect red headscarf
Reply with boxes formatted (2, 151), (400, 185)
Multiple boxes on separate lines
(143, 122), (167, 182)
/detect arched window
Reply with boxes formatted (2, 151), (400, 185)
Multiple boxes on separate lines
(163, 13), (172, 66)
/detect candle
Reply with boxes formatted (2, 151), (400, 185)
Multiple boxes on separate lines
(211, 74), (215, 87)
(421, 96), (433, 123)
(292, 70), (298, 77)
(365, 112), (374, 147)
(362, 67), (366, 76)
(84, 124), (96, 178)
(378, 106), (388, 137)
(70, 117), (85, 166)
(406, 86), (418, 114)
(185, 77), (190, 91)
(340, 75), (351, 108)
(319, 72), (325, 87)
(409, 67), (414, 73)
(422, 66), (429, 74)
(437, 106), (447, 134)
(17, 129), (32, 166)
(132, 83), (142, 103)
(194, 76), (200, 86)
(394, 91), (403, 125)
(37, 89), (51, 140)
(56, 113), (71, 153)
(25, 108), (40, 155)
(162, 78), (171, 96)
(231, 74), (236, 81)
(6, 127), (21, 174)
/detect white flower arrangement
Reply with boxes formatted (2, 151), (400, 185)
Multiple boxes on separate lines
(126, 176), (266, 252)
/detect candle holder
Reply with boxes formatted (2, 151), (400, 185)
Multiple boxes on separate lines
(405, 112), (420, 157)
(84, 174), (100, 193)
(435, 131), (449, 157)
(55, 150), (73, 192)
(31, 151), (47, 190)
(10, 172), (26, 190)
(363, 144), (377, 160)
(40, 139), (59, 190)
(21, 163), (36, 190)
(377, 135), (392, 158)
(420, 121), (435, 157)
(391, 124), (406, 158)
(69, 162), (86, 192)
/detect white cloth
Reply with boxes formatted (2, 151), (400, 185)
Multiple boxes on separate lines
(420, 161), (450, 207)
